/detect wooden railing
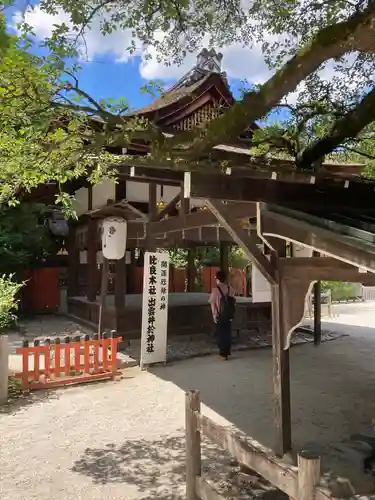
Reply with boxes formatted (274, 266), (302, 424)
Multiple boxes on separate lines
(15, 333), (121, 390)
(185, 390), (374, 500)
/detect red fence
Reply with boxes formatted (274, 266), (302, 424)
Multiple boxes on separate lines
(15, 333), (121, 390)
(134, 266), (246, 295)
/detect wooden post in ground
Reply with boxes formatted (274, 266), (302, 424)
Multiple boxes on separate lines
(0, 335), (8, 404)
(186, 390), (201, 500)
(297, 450), (321, 500)
(271, 278), (292, 457)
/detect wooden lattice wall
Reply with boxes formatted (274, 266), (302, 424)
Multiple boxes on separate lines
(172, 101), (223, 131)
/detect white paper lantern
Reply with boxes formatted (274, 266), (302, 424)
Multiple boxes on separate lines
(101, 217), (127, 260)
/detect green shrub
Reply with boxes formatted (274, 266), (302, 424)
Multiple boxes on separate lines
(0, 275), (24, 331)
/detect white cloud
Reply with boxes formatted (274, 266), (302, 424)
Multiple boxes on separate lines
(13, 5), (273, 84)
(140, 40), (272, 84)
(15, 4), (363, 101)
(13, 5), (142, 63)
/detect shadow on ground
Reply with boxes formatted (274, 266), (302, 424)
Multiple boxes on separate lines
(71, 433), (288, 500)
(149, 323), (375, 493)
(0, 380), (60, 416)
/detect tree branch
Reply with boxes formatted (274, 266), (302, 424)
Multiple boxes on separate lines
(159, 1), (375, 159)
(297, 87), (375, 169)
(344, 146), (375, 160)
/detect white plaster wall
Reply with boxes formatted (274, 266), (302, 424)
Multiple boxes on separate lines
(92, 179), (116, 209)
(73, 187), (89, 216)
(191, 198), (206, 208)
(252, 263), (272, 303)
(157, 185), (180, 203)
(126, 181), (149, 203)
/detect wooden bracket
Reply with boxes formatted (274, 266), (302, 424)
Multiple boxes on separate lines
(206, 199), (276, 284)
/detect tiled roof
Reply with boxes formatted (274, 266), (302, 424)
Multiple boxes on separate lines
(132, 74), (212, 114)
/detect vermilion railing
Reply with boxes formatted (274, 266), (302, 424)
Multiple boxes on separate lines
(15, 333), (121, 390)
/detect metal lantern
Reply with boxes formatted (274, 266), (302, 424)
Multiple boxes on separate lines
(101, 217), (127, 260)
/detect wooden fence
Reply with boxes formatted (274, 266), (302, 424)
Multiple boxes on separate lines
(186, 390), (374, 500)
(362, 286), (375, 302)
(15, 333), (121, 390)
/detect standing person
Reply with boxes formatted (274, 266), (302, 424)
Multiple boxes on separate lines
(209, 270), (236, 360)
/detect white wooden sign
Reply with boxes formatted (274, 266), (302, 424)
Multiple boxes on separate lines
(140, 252), (170, 369)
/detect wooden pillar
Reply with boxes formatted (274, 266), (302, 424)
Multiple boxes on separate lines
(313, 251), (321, 346)
(127, 249), (136, 293)
(220, 243), (229, 275)
(87, 218), (98, 302)
(313, 281), (322, 345)
(113, 181), (127, 335)
(297, 450), (321, 500)
(67, 223), (79, 297)
(271, 254), (292, 457)
(185, 390), (201, 500)
(147, 182), (157, 252)
(187, 249), (195, 292)
(115, 256), (126, 335)
(181, 190), (195, 291)
(98, 257), (109, 335)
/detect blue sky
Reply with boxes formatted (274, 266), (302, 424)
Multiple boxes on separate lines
(8, 2), (276, 111)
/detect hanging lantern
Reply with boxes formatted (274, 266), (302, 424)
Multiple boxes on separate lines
(239, 217), (250, 229)
(157, 198), (167, 212)
(101, 217), (127, 260)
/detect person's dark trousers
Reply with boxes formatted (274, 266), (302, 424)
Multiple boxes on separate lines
(215, 320), (232, 358)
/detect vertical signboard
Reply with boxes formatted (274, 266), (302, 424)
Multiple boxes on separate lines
(140, 252), (170, 369)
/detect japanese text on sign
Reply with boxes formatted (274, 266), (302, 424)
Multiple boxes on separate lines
(140, 252), (170, 368)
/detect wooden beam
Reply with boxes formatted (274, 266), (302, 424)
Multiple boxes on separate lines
(120, 165), (183, 185)
(121, 226), (237, 247)
(261, 208), (375, 274)
(278, 257), (375, 283)
(198, 412), (297, 496)
(206, 200), (276, 284)
(188, 172), (375, 212)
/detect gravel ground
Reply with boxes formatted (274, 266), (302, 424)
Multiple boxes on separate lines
(0, 367), (288, 500)
(2, 304), (375, 499)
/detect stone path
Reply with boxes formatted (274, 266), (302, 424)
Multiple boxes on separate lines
(7, 315), (346, 371)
